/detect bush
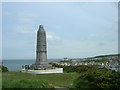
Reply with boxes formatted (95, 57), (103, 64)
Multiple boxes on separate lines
(63, 66), (75, 73)
(73, 69), (120, 89)
(2, 66), (8, 72)
(73, 77), (96, 88)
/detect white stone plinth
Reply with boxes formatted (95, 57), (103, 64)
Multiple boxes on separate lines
(22, 68), (63, 74)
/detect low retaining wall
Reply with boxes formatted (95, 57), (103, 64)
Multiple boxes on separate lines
(22, 68), (63, 74)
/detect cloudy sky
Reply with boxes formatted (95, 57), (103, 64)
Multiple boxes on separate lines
(2, 2), (118, 59)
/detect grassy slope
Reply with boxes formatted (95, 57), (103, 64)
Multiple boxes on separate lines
(95, 54), (120, 57)
(2, 71), (79, 88)
(0, 72), (2, 89)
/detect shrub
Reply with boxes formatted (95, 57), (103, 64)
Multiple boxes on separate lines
(73, 79), (96, 88)
(2, 66), (8, 72)
(73, 69), (120, 89)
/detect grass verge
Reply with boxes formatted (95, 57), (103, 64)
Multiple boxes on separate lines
(2, 71), (79, 88)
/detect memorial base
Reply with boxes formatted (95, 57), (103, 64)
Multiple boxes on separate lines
(30, 64), (55, 70)
(22, 68), (63, 74)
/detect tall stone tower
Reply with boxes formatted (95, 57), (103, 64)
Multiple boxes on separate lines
(35, 25), (48, 65)
(23, 25), (63, 73)
(30, 25), (54, 70)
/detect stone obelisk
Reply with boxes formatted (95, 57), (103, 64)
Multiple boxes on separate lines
(22, 25), (63, 73)
(35, 25), (48, 65)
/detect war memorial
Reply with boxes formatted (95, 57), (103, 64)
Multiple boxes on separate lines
(22, 25), (63, 74)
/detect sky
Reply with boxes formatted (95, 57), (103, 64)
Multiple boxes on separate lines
(2, 2), (118, 59)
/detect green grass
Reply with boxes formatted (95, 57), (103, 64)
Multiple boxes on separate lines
(0, 72), (2, 89)
(2, 71), (79, 88)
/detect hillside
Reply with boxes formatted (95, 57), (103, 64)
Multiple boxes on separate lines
(95, 54), (120, 58)
(2, 71), (79, 88)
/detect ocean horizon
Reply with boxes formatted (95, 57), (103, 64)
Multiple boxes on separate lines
(2, 59), (61, 71)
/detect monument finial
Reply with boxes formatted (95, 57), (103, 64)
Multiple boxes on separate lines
(39, 25), (44, 30)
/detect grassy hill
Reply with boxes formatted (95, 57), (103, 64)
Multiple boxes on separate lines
(95, 54), (120, 58)
(2, 71), (79, 88)
(82, 54), (120, 63)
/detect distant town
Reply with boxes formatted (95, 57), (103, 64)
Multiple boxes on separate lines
(51, 54), (120, 72)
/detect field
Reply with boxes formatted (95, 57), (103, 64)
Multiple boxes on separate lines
(0, 72), (2, 89)
(2, 71), (80, 88)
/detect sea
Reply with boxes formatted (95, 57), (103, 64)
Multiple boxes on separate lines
(2, 59), (61, 71)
